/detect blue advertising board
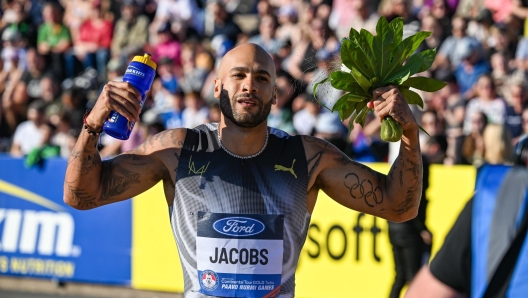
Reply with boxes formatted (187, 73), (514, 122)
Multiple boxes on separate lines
(0, 156), (132, 285)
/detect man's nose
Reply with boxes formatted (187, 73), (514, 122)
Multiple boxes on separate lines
(242, 76), (258, 93)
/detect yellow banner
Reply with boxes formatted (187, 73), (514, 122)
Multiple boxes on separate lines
(132, 164), (476, 297)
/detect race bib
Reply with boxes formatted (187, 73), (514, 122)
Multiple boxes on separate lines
(197, 212), (284, 297)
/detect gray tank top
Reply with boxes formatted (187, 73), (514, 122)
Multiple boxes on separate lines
(170, 123), (310, 297)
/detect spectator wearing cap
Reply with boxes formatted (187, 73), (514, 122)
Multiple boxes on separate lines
(110, 0), (149, 61)
(454, 39), (491, 99)
(248, 15), (283, 55)
(37, 2), (71, 79)
(149, 22), (181, 66)
(65, 1), (113, 81)
(275, 4), (299, 47)
(10, 100), (47, 157)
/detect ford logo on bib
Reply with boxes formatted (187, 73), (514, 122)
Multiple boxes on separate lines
(213, 217), (265, 237)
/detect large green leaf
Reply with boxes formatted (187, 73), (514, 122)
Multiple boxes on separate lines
(389, 17), (404, 47)
(339, 100), (358, 121)
(384, 53), (424, 85)
(349, 28), (375, 64)
(341, 39), (376, 78)
(399, 87), (424, 108)
(350, 66), (372, 93)
(329, 71), (357, 91)
(400, 76), (447, 92)
(382, 31), (431, 81)
(417, 48), (437, 73)
(373, 17), (393, 77)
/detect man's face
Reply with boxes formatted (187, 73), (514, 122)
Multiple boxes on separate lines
(214, 44), (277, 128)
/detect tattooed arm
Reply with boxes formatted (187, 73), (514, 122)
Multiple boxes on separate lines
(63, 81), (184, 210)
(305, 86), (422, 222)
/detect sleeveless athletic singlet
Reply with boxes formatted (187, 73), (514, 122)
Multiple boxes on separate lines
(170, 123), (311, 298)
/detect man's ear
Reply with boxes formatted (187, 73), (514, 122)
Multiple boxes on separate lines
(214, 79), (222, 98)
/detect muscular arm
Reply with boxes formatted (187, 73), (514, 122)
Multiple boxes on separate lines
(63, 128), (183, 210)
(306, 86), (422, 221)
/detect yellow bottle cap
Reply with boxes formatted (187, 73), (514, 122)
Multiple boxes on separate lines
(132, 53), (157, 71)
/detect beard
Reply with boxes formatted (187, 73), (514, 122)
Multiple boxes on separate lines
(219, 89), (272, 128)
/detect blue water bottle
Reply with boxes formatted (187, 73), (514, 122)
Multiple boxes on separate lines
(103, 53), (157, 140)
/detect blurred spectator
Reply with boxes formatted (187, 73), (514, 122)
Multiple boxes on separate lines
(483, 124), (515, 165)
(504, 80), (528, 141)
(37, 2), (71, 79)
(275, 4), (299, 46)
(0, 29), (25, 95)
(158, 90), (185, 129)
(329, 0), (379, 39)
(307, 48), (341, 109)
(62, 0), (93, 41)
(1, 81), (28, 140)
(293, 95), (320, 135)
(268, 74), (295, 134)
(149, 22), (181, 66)
(51, 111), (76, 158)
(65, 1), (113, 81)
(24, 121), (60, 168)
(420, 110), (448, 164)
(463, 74), (507, 135)
(208, 103), (221, 122)
(10, 100), (47, 157)
(18, 48), (48, 102)
(180, 49), (214, 94)
(437, 16), (479, 72)
(111, 0), (149, 61)
(378, 0), (420, 37)
(248, 14), (283, 55)
(462, 111), (488, 166)
(314, 112), (348, 154)
(454, 39), (491, 98)
(1, 0), (37, 48)
(182, 91), (209, 128)
(418, 14), (444, 54)
(288, 17), (339, 85)
(206, 0), (242, 46)
(148, 0), (202, 44)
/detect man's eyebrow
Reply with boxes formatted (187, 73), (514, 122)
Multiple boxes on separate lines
(229, 67), (271, 77)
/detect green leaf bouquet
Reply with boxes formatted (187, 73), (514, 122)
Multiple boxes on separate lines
(313, 16), (447, 142)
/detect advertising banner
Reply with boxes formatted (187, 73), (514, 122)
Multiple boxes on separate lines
(0, 156), (132, 285)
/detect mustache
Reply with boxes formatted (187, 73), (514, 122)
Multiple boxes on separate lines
(233, 93), (261, 102)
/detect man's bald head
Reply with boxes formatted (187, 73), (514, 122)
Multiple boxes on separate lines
(217, 43), (276, 82)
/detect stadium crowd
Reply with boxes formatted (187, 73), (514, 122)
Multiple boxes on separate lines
(0, 0), (526, 167)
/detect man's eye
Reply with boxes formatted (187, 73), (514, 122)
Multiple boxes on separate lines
(258, 76), (269, 81)
(233, 73), (244, 78)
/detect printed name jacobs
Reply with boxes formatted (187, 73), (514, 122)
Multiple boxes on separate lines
(221, 284), (275, 290)
(210, 247), (268, 265)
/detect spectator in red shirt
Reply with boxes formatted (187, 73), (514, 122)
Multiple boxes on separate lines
(65, 2), (113, 81)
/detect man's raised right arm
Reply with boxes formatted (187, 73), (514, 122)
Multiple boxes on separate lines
(63, 81), (179, 210)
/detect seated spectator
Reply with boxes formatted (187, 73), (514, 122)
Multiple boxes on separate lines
(293, 95), (320, 135)
(482, 124), (514, 165)
(149, 22), (181, 66)
(287, 17), (339, 85)
(420, 110), (448, 164)
(65, 1), (113, 81)
(110, 0), (149, 61)
(37, 2), (71, 79)
(275, 4), (299, 47)
(314, 112), (348, 154)
(182, 91), (209, 129)
(206, 1), (242, 46)
(330, 0), (379, 39)
(24, 122), (60, 168)
(504, 80), (528, 141)
(10, 100), (47, 157)
(455, 39), (491, 99)
(462, 111), (488, 166)
(180, 50), (214, 94)
(248, 14), (283, 55)
(158, 90), (185, 129)
(16, 48), (49, 102)
(0, 29), (24, 95)
(1, 80), (28, 141)
(463, 74), (507, 135)
(148, 0), (202, 45)
(437, 16), (479, 71)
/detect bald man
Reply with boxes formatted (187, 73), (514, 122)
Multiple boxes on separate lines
(64, 43), (423, 297)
